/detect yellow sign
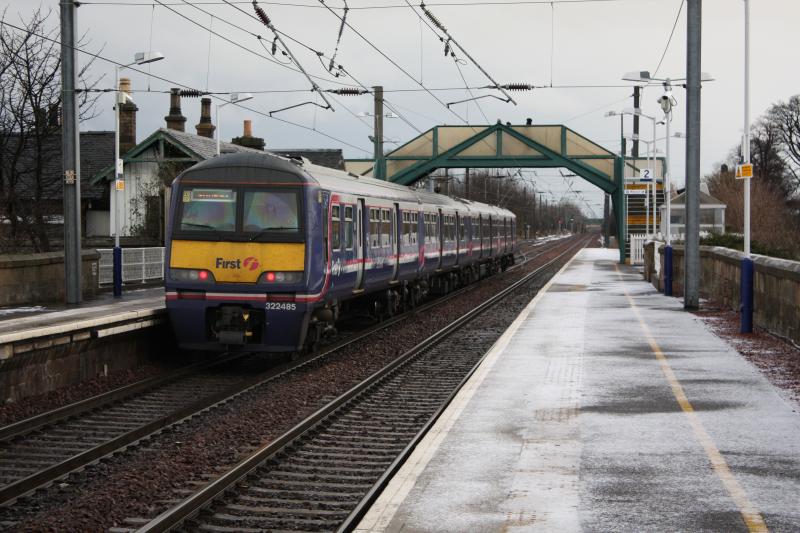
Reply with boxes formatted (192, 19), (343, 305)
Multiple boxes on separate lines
(170, 240), (305, 283)
(735, 163), (753, 179)
(115, 179), (125, 191)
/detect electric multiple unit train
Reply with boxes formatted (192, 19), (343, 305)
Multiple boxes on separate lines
(165, 152), (516, 353)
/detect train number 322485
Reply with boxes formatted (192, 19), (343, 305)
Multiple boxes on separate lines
(266, 302), (297, 311)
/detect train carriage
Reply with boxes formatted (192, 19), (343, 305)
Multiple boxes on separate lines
(165, 152), (515, 353)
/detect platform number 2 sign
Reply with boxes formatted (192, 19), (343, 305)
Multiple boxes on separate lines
(639, 168), (653, 182)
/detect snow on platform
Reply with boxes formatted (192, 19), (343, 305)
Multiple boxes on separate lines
(0, 287), (164, 347)
(357, 248), (800, 532)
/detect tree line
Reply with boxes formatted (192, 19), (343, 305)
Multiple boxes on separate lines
(704, 95), (800, 258)
(429, 169), (589, 237)
(0, 8), (99, 253)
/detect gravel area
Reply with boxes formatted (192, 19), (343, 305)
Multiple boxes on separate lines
(3, 236), (587, 532)
(0, 365), (169, 427)
(695, 302), (800, 405)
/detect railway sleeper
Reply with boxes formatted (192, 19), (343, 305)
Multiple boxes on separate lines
(237, 494), (356, 510)
(224, 503), (348, 518)
(206, 512), (339, 530)
(271, 463), (387, 476)
(262, 469), (379, 484)
(252, 477), (373, 492)
(243, 485), (364, 501)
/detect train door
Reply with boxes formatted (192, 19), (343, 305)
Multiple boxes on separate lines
(392, 204), (400, 280)
(355, 199), (366, 290)
(488, 216), (494, 256)
(437, 209), (444, 267)
(478, 215), (484, 258)
(455, 212), (461, 264)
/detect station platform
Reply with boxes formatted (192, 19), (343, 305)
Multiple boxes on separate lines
(358, 248), (800, 532)
(0, 287), (165, 358)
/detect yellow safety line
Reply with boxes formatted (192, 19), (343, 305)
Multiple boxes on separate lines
(614, 264), (768, 533)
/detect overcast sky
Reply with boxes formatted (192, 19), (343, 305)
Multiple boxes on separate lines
(4, 0), (799, 216)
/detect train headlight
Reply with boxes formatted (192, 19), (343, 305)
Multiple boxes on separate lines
(170, 268), (216, 283)
(258, 271), (303, 284)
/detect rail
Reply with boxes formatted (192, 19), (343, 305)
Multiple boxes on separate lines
(135, 236), (589, 533)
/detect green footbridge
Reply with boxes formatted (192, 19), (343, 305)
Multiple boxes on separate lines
(345, 122), (664, 264)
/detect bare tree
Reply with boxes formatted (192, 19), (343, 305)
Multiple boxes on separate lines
(707, 164), (800, 256)
(767, 95), (800, 195)
(0, 7), (100, 252)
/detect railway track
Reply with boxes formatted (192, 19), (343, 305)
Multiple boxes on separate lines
(132, 235), (590, 533)
(0, 236), (566, 511)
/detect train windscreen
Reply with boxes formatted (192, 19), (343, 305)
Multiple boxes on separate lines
(179, 188), (237, 231)
(243, 190), (300, 233)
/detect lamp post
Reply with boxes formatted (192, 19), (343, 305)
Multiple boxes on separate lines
(741, 0), (754, 333)
(113, 51), (164, 298)
(658, 91), (677, 295)
(216, 93), (254, 156)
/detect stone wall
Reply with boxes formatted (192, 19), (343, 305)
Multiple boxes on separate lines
(0, 250), (100, 306)
(654, 244), (800, 345)
(0, 323), (173, 403)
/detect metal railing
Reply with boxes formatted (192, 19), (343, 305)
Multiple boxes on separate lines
(629, 234), (648, 265)
(98, 247), (165, 285)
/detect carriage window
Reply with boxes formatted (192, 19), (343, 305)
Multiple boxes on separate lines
(411, 213), (418, 244)
(243, 190), (300, 233)
(344, 206), (354, 249)
(180, 188), (237, 232)
(459, 217), (466, 243)
(402, 212), (410, 245)
(331, 205), (341, 250)
(381, 209), (391, 247)
(370, 209), (380, 248)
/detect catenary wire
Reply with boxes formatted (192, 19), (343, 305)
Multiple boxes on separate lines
(651, 0), (685, 80)
(0, 18), (371, 153)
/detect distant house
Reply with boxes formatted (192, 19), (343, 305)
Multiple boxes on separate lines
(89, 85), (346, 241)
(660, 185), (726, 237)
(0, 129), (113, 245)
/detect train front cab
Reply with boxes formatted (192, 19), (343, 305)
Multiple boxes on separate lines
(165, 160), (321, 353)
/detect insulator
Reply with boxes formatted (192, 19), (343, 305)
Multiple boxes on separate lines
(253, 1), (271, 27)
(271, 37), (277, 55)
(421, 4), (446, 31)
(326, 87), (366, 95)
(178, 89), (204, 97)
(502, 83), (533, 91)
(443, 42), (450, 57)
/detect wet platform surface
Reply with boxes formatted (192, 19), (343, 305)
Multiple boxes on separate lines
(0, 287), (164, 344)
(357, 248), (800, 532)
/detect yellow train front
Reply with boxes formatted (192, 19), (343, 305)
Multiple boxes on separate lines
(165, 152), (323, 352)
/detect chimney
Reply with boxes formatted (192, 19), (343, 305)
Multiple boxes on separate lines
(164, 88), (186, 131)
(195, 97), (215, 138)
(231, 119), (265, 151)
(118, 77), (138, 153)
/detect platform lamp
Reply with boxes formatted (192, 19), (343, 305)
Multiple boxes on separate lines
(216, 93), (254, 156)
(113, 51), (165, 298)
(658, 91), (678, 296)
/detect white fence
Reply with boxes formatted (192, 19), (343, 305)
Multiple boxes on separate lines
(629, 234), (648, 265)
(98, 247), (165, 285)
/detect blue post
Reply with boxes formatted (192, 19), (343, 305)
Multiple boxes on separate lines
(664, 245), (673, 296)
(740, 257), (754, 333)
(113, 246), (122, 298)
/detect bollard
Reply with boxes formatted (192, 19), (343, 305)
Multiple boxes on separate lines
(740, 257), (754, 333)
(664, 245), (673, 296)
(113, 246), (122, 298)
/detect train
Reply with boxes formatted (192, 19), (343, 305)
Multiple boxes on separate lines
(165, 151), (516, 353)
